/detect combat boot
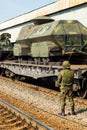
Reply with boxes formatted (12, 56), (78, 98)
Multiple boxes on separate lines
(59, 108), (65, 116)
(71, 106), (76, 115)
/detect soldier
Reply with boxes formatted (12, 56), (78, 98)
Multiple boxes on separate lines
(55, 60), (75, 116)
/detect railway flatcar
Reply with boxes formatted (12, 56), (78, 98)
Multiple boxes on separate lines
(0, 17), (87, 99)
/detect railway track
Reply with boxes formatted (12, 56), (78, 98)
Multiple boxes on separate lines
(0, 98), (53, 130)
(0, 76), (87, 130)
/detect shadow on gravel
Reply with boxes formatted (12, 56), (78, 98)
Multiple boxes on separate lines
(76, 108), (87, 114)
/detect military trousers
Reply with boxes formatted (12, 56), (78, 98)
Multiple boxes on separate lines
(60, 85), (74, 109)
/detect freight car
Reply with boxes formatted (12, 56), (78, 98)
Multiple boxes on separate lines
(0, 17), (87, 98)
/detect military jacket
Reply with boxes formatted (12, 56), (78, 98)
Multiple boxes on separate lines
(58, 68), (74, 86)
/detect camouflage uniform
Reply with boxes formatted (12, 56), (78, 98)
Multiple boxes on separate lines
(56, 61), (75, 116)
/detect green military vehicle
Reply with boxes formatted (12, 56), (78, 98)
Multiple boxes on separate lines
(13, 17), (87, 64)
(0, 33), (13, 60)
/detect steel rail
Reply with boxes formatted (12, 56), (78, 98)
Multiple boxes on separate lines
(0, 98), (54, 130)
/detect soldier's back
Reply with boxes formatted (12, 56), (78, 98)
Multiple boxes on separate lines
(61, 69), (74, 86)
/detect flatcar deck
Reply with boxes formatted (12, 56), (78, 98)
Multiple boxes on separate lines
(0, 61), (87, 79)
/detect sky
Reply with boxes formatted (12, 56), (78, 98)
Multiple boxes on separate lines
(0, 0), (57, 23)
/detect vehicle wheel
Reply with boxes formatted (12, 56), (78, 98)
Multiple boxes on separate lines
(5, 70), (10, 77)
(0, 69), (5, 76)
(77, 78), (87, 98)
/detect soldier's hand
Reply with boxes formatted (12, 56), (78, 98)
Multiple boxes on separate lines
(55, 80), (60, 87)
